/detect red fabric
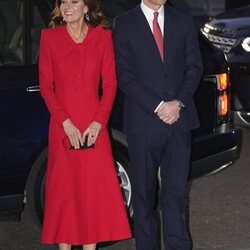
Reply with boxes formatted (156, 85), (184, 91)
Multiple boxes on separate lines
(153, 12), (163, 61)
(39, 25), (132, 245)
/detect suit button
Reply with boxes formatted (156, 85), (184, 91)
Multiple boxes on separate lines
(164, 73), (168, 78)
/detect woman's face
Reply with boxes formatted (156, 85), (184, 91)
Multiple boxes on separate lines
(60, 0), (88, 24)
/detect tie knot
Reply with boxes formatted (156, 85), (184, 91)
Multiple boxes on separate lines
(153, 12), (159, 20)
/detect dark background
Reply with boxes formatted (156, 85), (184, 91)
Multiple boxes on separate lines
(226, 0), (249, 10)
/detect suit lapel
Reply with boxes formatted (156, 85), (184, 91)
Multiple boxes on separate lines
(134, 6), (164, 64)
(134, 4), (174, 66)
(163, 4), (173, 66)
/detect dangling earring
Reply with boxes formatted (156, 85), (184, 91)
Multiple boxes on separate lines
(84, 12), (90, 22)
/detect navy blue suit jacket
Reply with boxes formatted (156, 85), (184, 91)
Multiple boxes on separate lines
(113, 2), (203, 135)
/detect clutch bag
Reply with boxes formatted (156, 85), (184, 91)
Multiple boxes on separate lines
(63, 135), (95, 150)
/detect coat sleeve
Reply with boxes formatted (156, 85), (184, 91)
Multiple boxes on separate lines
(39, 29), (70, 126)
(93, 31), (117, 127)
(112, 18), (163, 115)
(175, 13), (203, 106)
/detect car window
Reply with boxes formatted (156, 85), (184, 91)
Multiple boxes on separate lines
(28, 2), (44, 64)
(0, 0), (24, 66)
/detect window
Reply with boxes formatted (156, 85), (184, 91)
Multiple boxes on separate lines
(28, 2), (44, 64)
(0, 0), (24, 66)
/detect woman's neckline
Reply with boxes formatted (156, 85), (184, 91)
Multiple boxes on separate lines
(64, 24), (93, 45)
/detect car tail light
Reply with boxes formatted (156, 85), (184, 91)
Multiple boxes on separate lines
(218, 93), (229, 116)
(216, 72), (230, 124)
(218, 73), (229, 91)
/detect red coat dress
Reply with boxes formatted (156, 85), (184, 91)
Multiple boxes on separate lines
(39, 24), (132, 245)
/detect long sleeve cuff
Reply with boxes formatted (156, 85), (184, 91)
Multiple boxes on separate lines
(154, 101), (164, 113)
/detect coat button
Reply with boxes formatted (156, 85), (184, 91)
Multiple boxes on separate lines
(164, 73), (168, 78)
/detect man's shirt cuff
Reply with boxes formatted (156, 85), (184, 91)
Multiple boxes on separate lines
(154, 101), (164, 113)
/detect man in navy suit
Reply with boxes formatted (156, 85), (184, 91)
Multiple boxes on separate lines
(113, 0), (203, 249)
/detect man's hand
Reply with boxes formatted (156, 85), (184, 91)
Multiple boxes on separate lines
(157, 100), (180, 124)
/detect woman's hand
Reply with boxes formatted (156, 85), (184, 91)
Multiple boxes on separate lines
(62, 119), (83, 149)
(82, 121), (102, 146)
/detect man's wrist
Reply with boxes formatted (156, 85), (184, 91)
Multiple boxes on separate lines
(154, 101), (165, 113)
(173, 99), (185, 109)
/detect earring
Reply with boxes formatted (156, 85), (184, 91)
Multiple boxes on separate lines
(84, 12), (90, 21)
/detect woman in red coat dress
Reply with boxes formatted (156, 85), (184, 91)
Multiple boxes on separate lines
(38, 0), (132, 249)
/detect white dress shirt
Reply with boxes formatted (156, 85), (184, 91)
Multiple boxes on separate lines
(140, 1), (165, 112)
(140, 1), (164, 36)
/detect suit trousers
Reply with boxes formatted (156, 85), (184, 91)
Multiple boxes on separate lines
(127, 129), (191, 250)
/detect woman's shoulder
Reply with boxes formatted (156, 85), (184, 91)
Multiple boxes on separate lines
(88, 25), (112, 47)
(92, 24), (111, 37)
(41, 26), (65, 40)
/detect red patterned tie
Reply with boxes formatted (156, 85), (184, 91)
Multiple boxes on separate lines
(153, 12), (163, 61)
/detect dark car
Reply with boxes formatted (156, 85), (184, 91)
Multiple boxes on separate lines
(0, 0), (241, 223)
(201, 5), (250, 127)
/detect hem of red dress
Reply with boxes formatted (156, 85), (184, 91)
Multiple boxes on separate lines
(41, 234), (132, 245)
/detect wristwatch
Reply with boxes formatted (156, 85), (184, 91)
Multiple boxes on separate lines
(174, 99), (185, 109)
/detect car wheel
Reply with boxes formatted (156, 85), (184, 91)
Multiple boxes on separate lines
(33, 145), (133, 224)
(114, 157), (133, 220)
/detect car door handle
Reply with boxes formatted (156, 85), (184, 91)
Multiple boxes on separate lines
(26, 86), (40, 92)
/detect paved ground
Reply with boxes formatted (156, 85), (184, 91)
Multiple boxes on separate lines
(0, 127), (250, 250)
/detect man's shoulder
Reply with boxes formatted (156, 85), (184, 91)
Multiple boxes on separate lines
(167, 3), (191, 18)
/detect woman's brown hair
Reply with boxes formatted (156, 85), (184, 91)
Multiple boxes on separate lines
(48, 0), (110, 28)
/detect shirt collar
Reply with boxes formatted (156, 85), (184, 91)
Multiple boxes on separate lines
(140, 0), (164, 19)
